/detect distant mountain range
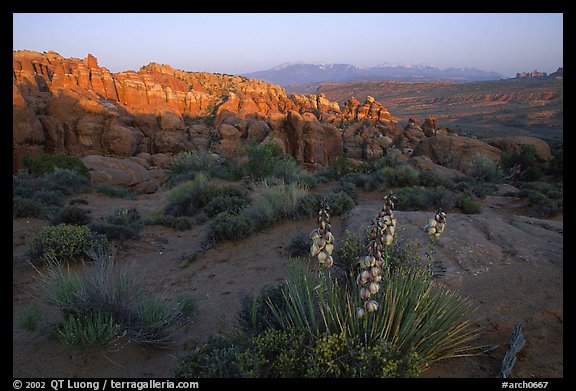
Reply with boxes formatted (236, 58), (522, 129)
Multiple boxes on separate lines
(242, 62), (504, 85)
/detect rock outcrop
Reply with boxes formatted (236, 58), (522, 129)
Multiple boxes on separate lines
(412, 134), (502, 174)
(485, 136), (551, 162)
(13, 50), (402, 171)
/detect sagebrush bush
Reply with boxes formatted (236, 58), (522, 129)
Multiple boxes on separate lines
(13, 197), (43, 218)
(144, 215), (193, 231)
(394, 186), (456, 211)
(29, 224), (91, 265)
(501, 144), (542, 182)
(165, 150), (222, 187)
(286, 231), (311, 258)
(23, 153), (90, 178)
(205, 211), (256, 243)
(204, 195), (250, 217)
(90, 208), (142, 240)
(95, 184), (135, 199)
(468, 154), (504, 183)
(456, 195), (481, 214)
(49, 206), (92, 226)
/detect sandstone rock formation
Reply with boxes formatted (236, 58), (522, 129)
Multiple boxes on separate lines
(485, 135), (551, 162)
(412, 134), (502, 174)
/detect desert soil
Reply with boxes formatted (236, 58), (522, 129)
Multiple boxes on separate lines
(12, 184), (563, 378)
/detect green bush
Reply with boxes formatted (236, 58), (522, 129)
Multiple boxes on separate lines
(13, 197), (43, 218)
(468, 154), (504, 183)
(31, 189), (66, 207)
(17, 305), (40, 331)
(456, 195), (481, 214)
(326, 191), (355, 216)
(49, 206), (92, 226)
(547, 148), (563, 179)
(41, 169), (91, 195)
(89, 208), (142, 241)
(205, 211), (256, 243)
(336, 229), (367, 276)
(394, 186), (456, 211)
(95, 184), (135, 199)
(204, 196), (250, 217)
(29, 224), (91, 265)
(327, 155), (356, 179)
(286, 232), (311, 258)
(144, 215), (193, 231)
(238, 284), (287, 334)
(501, 144), (542, 182)
(165, 150), (222, 187)
(23, 153), (90, 178)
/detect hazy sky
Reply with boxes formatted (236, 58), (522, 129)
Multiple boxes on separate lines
(13, 13), (563, 78)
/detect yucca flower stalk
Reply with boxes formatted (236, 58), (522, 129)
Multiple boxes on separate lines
(356, 194), (397, 318)
(423, 210), (447, 277)
(310, 199), (334, 269)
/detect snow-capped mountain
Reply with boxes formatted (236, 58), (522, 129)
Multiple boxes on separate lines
(242, 63), (503, 85)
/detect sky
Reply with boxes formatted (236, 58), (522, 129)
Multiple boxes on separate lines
(13, 13), (563, 78)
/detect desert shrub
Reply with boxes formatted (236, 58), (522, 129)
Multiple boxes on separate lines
(69, 198), (89, 206)
(13, 197), (43, 218)
(468, 154), (504, 183)
(326, 191), (355, 216)
(286, 231), (311, 257)
(17, 305), (40, 331)
(380, 164), (420, 187)
(394, 186), (456, 211)
(177, 294), (197, 315)
(95, 184), (135, 199)
(49, 206), (92, 226)
(547, 148), (563, 179)
(31, 189), (67, 207)
(334, 181), (358, 203)
(250, 181), (309, 224)
(456, 195), (482, 214)
(56, 313), (121, 350)
(23, 153), (90, 178)
(175, 334), (250, 378)
(203, 195), (250, 217)
(29, 224), (92, 265)
(165, 174), (211, 216)
(336, 229), (367, 275)
(295, 193), (322, 217)
(471, 182), (499, 198)
(143, 215), (193, 231)
(238, 284), (287, 334)
(504, 182), (563, 218)
(501, 144), (542, 182)
(340, 172), (369, 188)
(327, 155), (356, 179)
(42, 253), (193, 349)
(165, 150), (223, 187)
(419, 170), (454, 188)
(89, 208), (142, 241)
(205, 211), (256, 243)
(40, 168), (91, 195)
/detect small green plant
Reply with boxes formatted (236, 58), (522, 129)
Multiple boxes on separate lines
(456, 195), (481, 214)
(23, 153), (90, 178)
(90, 208), (142, 241)
(501, 144), (542, 182)
(144, 215), (193, 231)
(13, 197), (43, 218)
(17, 305), (40, 331)
(56, 313), (121, 350)
(205, 211), (256, 243)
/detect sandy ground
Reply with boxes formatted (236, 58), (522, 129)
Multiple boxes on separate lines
(12, 185), (563, 378)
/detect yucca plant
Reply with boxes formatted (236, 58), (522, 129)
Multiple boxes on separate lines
(269, 259), (481, 372)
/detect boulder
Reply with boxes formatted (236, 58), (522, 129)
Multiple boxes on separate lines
(159, 111), (184, 131)
(412, 134), (501, 174)
(82, 155), (160, 193)
(485, 136), (551, 162)
(101, 124), (143, 157)
(422, 116), (439, 137)
(409, 155), (466, 178)
(247, 120), (271, 142)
